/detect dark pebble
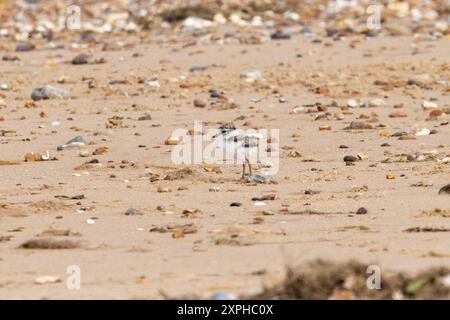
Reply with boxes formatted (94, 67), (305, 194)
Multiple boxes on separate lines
(356, 207), (368, 215)
(138, 113), (152, 121)
(339, 145), (349, 149)
(190, 65), (208, 72)
(381, 143), (391, 147)
(343, 155), (358, 162)
(271, 31), (291, 40)
(72, 53), (90, 65)
(230, 202), (242, 207)
(125, 208), (143, 216)
(16, 43), (35, 52)
(210, 90), (221, 98)
(438, 184), (450, 195)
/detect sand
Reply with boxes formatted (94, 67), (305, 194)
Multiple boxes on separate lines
(0, 4), (450, 299)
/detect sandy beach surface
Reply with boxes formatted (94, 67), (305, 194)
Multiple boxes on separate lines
(0, 0), (449, 299)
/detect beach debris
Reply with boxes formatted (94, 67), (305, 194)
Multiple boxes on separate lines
(24, 151), (51, 162)
(31, 86), (69, 101)
(165, 136), (183, 145)
(240, 70), (262, 81)
(34, 276), (62, 285)
(404, 227), (450, 233)
(57, 135), (85, 151)
(125, 208), (143, 216)
(20, 238), (80, 249)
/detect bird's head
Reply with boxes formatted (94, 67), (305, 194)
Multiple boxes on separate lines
(213, 123), (236, 138)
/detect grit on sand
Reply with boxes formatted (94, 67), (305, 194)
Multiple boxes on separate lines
(0, 33), (449, 299)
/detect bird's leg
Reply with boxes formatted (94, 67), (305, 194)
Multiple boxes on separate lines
(241, 163), (246, 180)
(246, 159), (252, 176)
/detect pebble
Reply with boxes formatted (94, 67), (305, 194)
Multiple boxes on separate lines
(210, 90), (221, 98)
(230, 202), (242, 207)
(193, 99), (207, 108)
(145, 80), (160, 89)
(15, 43), (35, 52)
(31, 86), (69, 101)
(138, 113), (152, 121)
(72, 53), (91, 65)
(2, 53), (20, 61)
(125, 208), (143, 216)
(356, 207), (368, 215)
(407, 74), (434, 87)
(438, 184), (450, 195)
(349, 120), (373, 130)
(346, 99), (359, 108)
(271, 30), (291, 40)
(368, 98), (386, 107)
(189, 65), (208, 72)
(240, 70), (262, 81)
(421, 101), (438, 110)
(79, 150), (90, 157)
(343, 155), (358, 162)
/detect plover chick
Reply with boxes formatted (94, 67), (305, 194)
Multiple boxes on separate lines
(213, 123), (263, 181)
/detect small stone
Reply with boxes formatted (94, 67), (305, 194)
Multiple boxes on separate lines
(240, 70), (262, 81)
(31, 86), (69, 101)
(230, 202), (242, 207)
(34, 276), (61, 285)
(138, 113), (152, 121)
(2, 53), (20, 61)
(346, 99), (359, 108)
(421, 101), (438, 110)
(349, 120), (373, 130)
(165, 136), (183, 145)
(368, 98), (386, 107)
(189, 65), (208, 72)
(319, 125), (332, 131)
(72, 53), (91, 65)
(356, 207), (368, 215)
(408, 74), (434, 87)
(343, 155), (358, 162)
(271, 30), (291, 40)
(16, 43), (35, 52)
(389, 112), (407, 118)
(157, 186), (171, 193)
(125, 208), (143, 216)
(339, 145), (349, 149)
(93, 147), (108, 155)
(438, 184), (450, 195)
(79, 150), (89, 157)
(210, 90), (221, 98)
(193, 99), (207, 108)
